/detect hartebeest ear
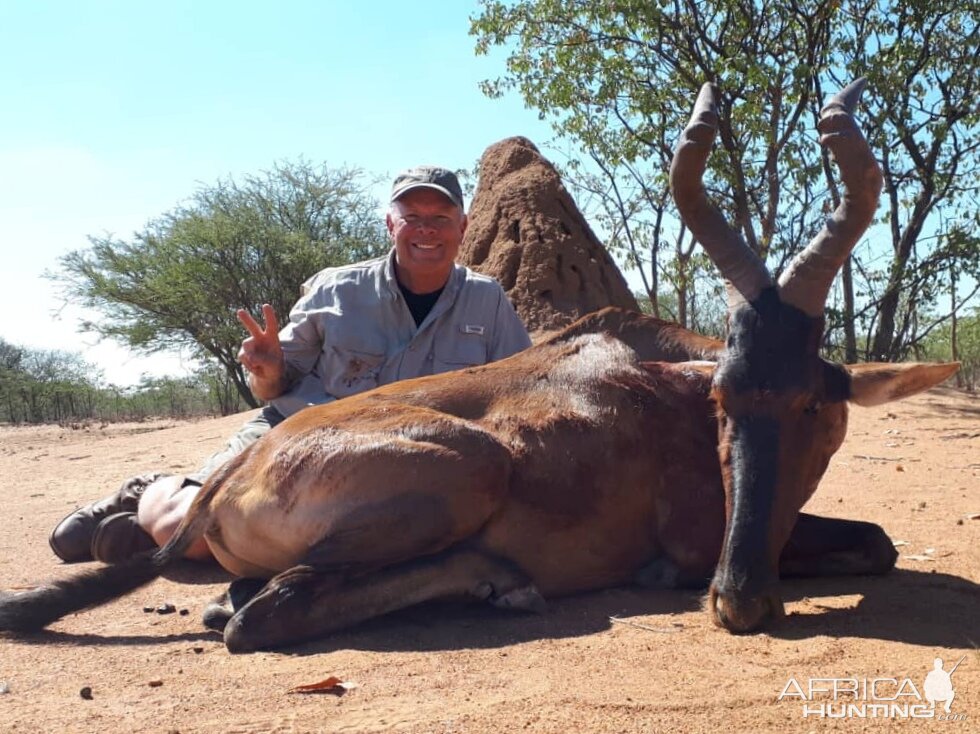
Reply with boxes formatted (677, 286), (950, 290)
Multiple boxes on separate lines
(845, 362), (961, 407)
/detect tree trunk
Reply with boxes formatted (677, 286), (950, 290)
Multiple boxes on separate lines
(950, 266), (961, 388)
(870, 163), (935, 361)
(649, 239), (660, 318)
(841, 255), (857, 363)
(231, 365), (258, 409)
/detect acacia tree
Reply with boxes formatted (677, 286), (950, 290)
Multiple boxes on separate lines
(473, 0), (836, 325)
(472, 0), (979, 357)
(54, 162), (389, 407)
(831, 0), (980, 360)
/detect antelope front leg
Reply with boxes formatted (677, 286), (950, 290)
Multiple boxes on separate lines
(779, 512), (898, 578)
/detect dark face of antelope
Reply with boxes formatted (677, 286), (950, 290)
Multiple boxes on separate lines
(670, 79), (882, 632)
(707, 289), (850, 632)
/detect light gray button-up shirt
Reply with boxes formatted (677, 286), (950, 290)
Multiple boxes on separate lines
(270, 249), (531, 417)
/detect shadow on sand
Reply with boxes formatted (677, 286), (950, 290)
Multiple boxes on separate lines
(773, 568), (979, 647)
(5, 566), (975, 653)
(913, 386), (980, 419)
(278, 567), (979, 657)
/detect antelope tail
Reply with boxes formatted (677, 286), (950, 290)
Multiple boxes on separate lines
(0, 498), (213, 633)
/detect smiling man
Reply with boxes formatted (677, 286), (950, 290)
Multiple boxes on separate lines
(388, 170), (468, 293)
(50, 166), (532, 564)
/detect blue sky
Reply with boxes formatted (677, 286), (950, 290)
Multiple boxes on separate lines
(0, 0), (557, 385)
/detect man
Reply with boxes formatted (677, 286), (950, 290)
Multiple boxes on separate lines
(50, 166), (531, 564)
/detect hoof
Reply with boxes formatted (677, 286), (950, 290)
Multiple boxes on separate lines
(223, 615), (259, 653)
(221, 568), (319, 653)
(203, 578), (267, 633)
(490, 584), (547, 614)
(202, 599), (233, 632)
(228, 577), (267, 608)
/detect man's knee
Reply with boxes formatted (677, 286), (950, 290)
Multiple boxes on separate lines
(137, 476), (210, 558)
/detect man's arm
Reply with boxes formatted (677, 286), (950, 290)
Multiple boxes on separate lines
(489, 289), (532, 361)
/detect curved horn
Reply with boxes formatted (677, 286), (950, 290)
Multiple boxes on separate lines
(777, 78), (884, 316)
(671, 82), (773, 309)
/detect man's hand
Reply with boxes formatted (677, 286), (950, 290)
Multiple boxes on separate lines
(237, 304), (287, 400)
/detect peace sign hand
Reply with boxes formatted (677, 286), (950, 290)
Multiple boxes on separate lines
(236, 304), (285, 386)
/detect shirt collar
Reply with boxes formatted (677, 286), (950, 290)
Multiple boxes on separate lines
(382, 247), (464, 303)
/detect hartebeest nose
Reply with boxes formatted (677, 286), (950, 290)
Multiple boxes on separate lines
(709, 586), (785, 633)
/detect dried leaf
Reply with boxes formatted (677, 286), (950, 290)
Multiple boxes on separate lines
(892, 540), (910, 547)
(896, 464), (905, 472)
(904, 554), (935, 562)
(924, 547), (936, 554)
(288, 676), (357, 695)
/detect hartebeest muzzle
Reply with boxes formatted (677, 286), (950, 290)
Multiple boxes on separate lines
(709, 585), (786, 633)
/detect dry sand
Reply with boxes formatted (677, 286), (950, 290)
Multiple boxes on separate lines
(0, 387), (977, 733)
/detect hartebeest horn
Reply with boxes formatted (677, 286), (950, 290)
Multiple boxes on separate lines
(671, 82), (773, 309)
(777, 78), (884, 316)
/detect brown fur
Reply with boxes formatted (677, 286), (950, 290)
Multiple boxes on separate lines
(0, 309), (957, 649)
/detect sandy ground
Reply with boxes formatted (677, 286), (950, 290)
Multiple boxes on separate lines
(0, 387), (977, 733)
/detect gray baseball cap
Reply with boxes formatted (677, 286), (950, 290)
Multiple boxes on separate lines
(391, 166), (464, 209)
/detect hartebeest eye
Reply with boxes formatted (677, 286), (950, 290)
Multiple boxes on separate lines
(803, 400), (821, 416)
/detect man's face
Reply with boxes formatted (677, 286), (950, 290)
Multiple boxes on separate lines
(386, 188), (467, 292)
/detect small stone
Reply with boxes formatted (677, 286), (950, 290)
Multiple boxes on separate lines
(148, 680), (164, 687)
(156, 604), (176, 615)
(179, 608), (189, 616)
(0, 681), (10, 694)
(142, 606), (154, 613)
(192, 647), (204, 654)
(80, 686), (93, 700)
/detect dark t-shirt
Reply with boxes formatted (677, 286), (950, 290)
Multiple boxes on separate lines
(398, 281), (444, 327)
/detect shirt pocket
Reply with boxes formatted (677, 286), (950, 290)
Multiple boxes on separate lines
(321, 345), (386, 398)
(432, 336), (488, 375)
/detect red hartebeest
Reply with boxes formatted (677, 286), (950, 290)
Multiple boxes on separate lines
(0, 81), (958, 650)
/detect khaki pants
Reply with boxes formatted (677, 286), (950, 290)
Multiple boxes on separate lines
(187, 405), (286, 484)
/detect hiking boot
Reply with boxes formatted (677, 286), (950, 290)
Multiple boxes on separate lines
(48, 473), (167, 563)
(90, 512), (158, 563)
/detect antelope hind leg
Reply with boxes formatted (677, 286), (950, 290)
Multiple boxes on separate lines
(204, 489), (465, 632)
(222, 547), (543, 653)
(779, 512), (898, 578)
